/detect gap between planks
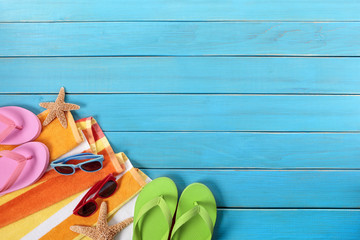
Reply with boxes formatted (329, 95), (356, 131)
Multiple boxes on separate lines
(2, 55), (360, 58)
(138, 168), (360, 172)
(217, 208), (360, 211)
(3, 93), (360, 96)
(3, 20), (360, 24)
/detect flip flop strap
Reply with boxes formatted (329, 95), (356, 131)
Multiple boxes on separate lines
(170, 203), (214, 239)
(0, 113), (23, 143)
(133, 196), (172, 240)
(0, 150), (30, 192)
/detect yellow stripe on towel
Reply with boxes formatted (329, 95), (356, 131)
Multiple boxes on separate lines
(0, 193), (81, 240)
(40, 167), (147, 240)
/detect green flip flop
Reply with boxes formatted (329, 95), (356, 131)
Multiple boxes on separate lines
(170, 183), (217, 240)
(133, 177), (178, 240)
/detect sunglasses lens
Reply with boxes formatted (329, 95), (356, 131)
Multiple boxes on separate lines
(54, 166), (74, 174)
(77, 201), (97, 217)
(99, 180), (117, 198)
(81, 161), (102, 172)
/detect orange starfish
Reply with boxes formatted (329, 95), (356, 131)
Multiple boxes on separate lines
(39, 87), (80, 128)
(70, 202), (133, 240)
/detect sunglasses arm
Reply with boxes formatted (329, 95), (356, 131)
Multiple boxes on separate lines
(75, 180), (103, 210)
(52, 153), (103, 165)
(73, 174), (117, 216)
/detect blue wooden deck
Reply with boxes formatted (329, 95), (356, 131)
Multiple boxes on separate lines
(1, 1), (360, 239)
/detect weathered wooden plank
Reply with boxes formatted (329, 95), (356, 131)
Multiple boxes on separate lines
(2, 57), (360, 94)
(1, 22), (360, 56)
(215, 209), (360, 239)
(2, 0), (360, 22)
(106, 132), (360, 169)
(142, 169), (360, 208)
(1, 94), (360, 131)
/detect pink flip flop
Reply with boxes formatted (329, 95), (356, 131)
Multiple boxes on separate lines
(0, 106), (42, 145)
(0, 142), (49, 195)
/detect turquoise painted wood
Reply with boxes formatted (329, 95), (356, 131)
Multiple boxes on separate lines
(1, 0), (360, 22)
(1, 95), (360, 131)
(106, 132), (360, 169)
(215, 209), (360, 239)
(2, 22), (360, 56)
(2, 57), (360, 94)
(2, 0), (360, 239)
(142, 169), (360, 208)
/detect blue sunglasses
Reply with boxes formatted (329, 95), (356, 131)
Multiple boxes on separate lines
(51, 153), (104, 175)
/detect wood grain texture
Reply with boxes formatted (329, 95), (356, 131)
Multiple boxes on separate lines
(1, 94), (360, 131)
(1, 22), (360, 56)
(216, 209), (360, 239)
(2, 0), (360, 238)
(142, 169), (360, 208)
(2, 0), (360, 22)
(106, 132), (360, 169)
(2, 57), (360, 94)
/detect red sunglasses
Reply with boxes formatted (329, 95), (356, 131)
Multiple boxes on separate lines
(73, 174), (118, 217)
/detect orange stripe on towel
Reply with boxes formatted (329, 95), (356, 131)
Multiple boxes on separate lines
(0, 161), (116, 228)
(0, 116), (123, 228)
(76, 117), (123, 173)
(40, 170), (145, 240)
(0, 111), (83, 161)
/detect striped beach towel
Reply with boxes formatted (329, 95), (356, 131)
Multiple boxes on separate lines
(0, 116), (148, 239)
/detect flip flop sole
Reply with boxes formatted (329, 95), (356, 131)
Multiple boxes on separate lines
(133, 177), (178, 240)
(0, 142), (49, 195)
(0, 106), (41, 145)
(171, 183), (217, 240)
